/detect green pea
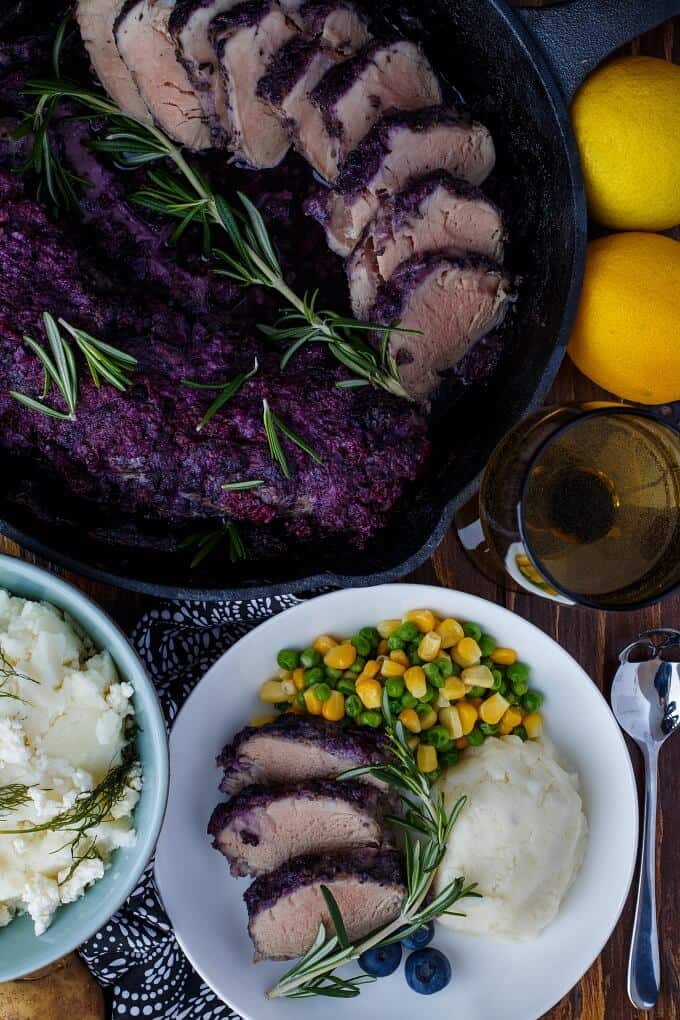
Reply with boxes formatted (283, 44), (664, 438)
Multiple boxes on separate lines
(360, 709), (382, 728)
(395, 620), (419, 642)
(467, 726), (485, 746)
(505, 691), (520, 706)
(522, 690), (543, 713)
(300, 648), (321, 669)
(462, 622), (482, 641)
(506, 662), (529, 684)
(480, 656), (494, 669)
(479, 722), (498, 736)
(423, 725), (453, 751)
(294, 691), (306, 709)
(511, 677), (529, 697)
(325, 667), (343, 681)
(423, 662), (444, 688)
(304, 666), (325, 687)
(388, 698), (403, 717)
(387, 634), (406, 651)
(385, 676), (405, 699)
(438, 747), (459, 768)
(513, 724), (528, 741)
(277, 649), (299, 671)
(345, 694), (362, 718)
(401, 692), (418, 710)
(491, 671), (504, 692)
(419, 685), (436, 704)
(437, 657), (454, 679)
(478, 634), (496, 657)
(466, 685), (487, 698)
(313, 683), (332, 702)
(351, 635), (372, 657)
(408, 647), (424, 666)
(337, 677), (356, 696)
(498, 679), (509, 697)
(274, 701), (290, 712)
(359, 626), (381, 649)
(348, 656), (365, 675)
(448, 661), (461, 676)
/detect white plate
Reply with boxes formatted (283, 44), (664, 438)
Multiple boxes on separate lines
(155, 585), (638, 1020)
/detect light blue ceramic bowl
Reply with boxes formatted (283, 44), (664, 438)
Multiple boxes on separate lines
(0, 554), (169, 981)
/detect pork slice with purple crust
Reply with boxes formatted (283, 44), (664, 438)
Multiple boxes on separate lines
(217, 713), (388, 794)
(257, 2), (370, 181)
(372, 252), (514, 402)
(305, 106), (496, 256)
(208, 779), (388, 876)
(114, 0), (212, 149)
(305, 38), (442, 182)
(210, 0), (299, 168)
(348, 172), (505, 318)
(244, 848), (405, 960)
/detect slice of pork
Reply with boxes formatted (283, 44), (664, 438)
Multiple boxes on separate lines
(210, 0), (299, 168)
(257, 3), (370, 180)
(348, 172), (505, 318)
(208, 779), (387, 876)
(245, 848), (404, 960)
(305, 106), (496, 256)
(217, 713), (388, 794)
(372, 252), (514, 401)
(76, 0), (151, 122)
(306, 38), (442, 182)
(168, 0), (243, 146)
(115, 0), (212, 149)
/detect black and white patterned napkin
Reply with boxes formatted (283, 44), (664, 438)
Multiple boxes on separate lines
(79, 596), (304, 1020)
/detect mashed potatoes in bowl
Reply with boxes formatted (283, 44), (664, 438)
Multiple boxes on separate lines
(435, 735), (587, 941)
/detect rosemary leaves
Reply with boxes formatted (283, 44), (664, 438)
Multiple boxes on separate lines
(262, 399), (323, 480)
(181, 357), (258, 432)
(180, 520), (247, 568)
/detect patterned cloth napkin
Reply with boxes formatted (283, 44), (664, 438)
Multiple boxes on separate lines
(80, 595), (304, 1020)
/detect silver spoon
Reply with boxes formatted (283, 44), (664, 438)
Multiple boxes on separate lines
(611, 627), (680, 1011)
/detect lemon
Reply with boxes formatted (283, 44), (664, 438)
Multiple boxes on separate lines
(572, 57), (680, 230)
(568, 233), (680, 405)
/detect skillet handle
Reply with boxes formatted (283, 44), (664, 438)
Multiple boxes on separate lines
(518, 0), (680, 102)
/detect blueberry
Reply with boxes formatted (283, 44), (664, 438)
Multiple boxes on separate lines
(405, 948), (452, 995)
(358, 942), (402, 977)
(401, 922), (434, 950)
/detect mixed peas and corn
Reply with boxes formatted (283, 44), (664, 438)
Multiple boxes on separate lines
(257, 609), (544, 779)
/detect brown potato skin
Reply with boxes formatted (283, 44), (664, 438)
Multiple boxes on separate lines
(0, 953), (104, 1019)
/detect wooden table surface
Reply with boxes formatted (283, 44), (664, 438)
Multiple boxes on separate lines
(2, 9), (679, 1020)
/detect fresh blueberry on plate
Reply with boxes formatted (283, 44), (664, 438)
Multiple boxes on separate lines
(358, 942), (402, 977)
(405, 948), (452, 994)
(401, 922), (435, 950)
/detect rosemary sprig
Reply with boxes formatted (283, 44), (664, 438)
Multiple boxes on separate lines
(267, 691), (477, 1000)
(181, 357), (258, 431)
(262, 398), (322, 480)
(179, 520), (246, 567)
(0, 650), (37, 703)
(0, 784), (32, 818)
(9, 312), (137, 420)
(221, 480), (264, 492)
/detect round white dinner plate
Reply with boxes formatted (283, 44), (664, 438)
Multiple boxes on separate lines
(155, 585), (638, 1020)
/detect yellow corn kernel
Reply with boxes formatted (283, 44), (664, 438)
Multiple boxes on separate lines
(455, 736), (469, 750)
(361, 659), (380, 679)
(287, 704), (304, 714)
(303, 688), (324, 715)
(404, 665), (427, 698)
(441, 677), (467, 701)
(418, 707), (438, 730)
(292, 667), (306, 691)
(324, 643), (357, 670)
(381, 658), (406, 678)
(249, 713), (277, 727)
(377, 618), (401, 638)
(406, 734), (420, 751)
(499, 706), (524, 735)
(491, 647), (517, 666)
(377, 639), (389, 655)
(399, 708), (421, 733)
(389, 649), (410, 666)
(313, 634), (338, 655)
(278, 667), (292, 680)
(356, 677), (383, 709)
(280, 678), (297, 697)
(461, 664), (495, 689)
(439, 705), (463, 740)
(404, 609), (436, 633)
(260, 679), (286, 703)
(436, 617), (465, 648)
(452, 637), (482, 667)
(417, 743), (438, 773)
(322, 691), (345, 722)
(418, 631), (442, 662)
(435, 692), (451, 709)
(479, 692), (510, 725)
(523, 712), (543, 739)
(457, 700), (478, 735)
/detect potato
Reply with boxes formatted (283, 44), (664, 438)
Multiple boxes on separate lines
(0, 953), (104, 1020)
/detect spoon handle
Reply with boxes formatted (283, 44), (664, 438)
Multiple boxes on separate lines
(628, 743), (660, 1010)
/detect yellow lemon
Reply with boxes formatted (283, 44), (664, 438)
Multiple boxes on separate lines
(568, 233), (680, 405)
(572, 57), (680, 230)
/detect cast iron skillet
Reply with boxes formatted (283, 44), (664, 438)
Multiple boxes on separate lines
(0, 0), (677, 598)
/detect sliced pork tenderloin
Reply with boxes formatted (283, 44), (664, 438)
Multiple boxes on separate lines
(348, 172), (505, 317)
(305, 106), (496, 255)
(115, 0), (212, 149)
(76, 0), (151, 123)
(245, 848), (405, 960)
(217, 713), (388, 794)
(373, 252), (514, 401)
(306, 38), (442, 181)
(210, 0), (299, 168)
(257, 3), (370, 180)
(286, 0), (370, 51)
(208, 779), (388, 876)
